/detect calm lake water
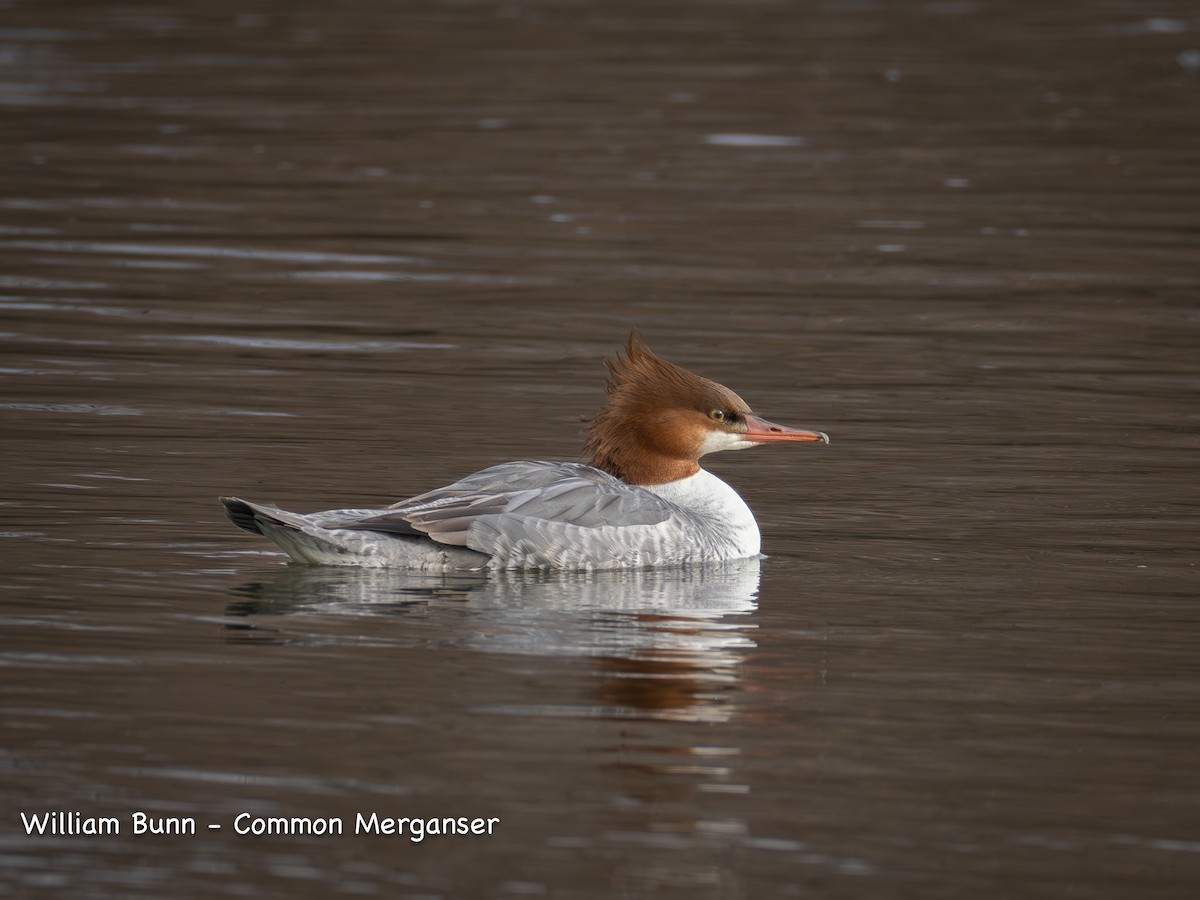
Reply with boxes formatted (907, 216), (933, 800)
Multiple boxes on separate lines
(2, 1), (1199, 897)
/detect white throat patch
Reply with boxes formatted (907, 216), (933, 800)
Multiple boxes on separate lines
(697, 430), (758, 456)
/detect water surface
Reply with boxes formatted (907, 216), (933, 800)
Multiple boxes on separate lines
(2, 1), (1199, 897)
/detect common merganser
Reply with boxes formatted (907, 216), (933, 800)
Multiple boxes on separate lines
(221, 333), (828, 570)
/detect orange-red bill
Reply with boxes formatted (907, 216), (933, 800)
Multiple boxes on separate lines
(743, 414), (829, 444)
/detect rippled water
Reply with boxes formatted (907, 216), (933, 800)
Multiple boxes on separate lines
(3, 1), (1199, 897)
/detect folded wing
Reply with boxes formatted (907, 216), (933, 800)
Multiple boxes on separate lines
(339, 461), (704, 569)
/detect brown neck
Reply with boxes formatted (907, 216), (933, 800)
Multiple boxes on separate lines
(589, 446), (699, 486)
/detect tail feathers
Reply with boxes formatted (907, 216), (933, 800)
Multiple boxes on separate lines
(219, 496), (491, 569)
(220, 497), (302, 536)
(220, 496), (356, 565)
(222, 497), (261, 533)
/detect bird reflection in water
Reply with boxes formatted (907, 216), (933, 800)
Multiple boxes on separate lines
(224, 558), (760, 724)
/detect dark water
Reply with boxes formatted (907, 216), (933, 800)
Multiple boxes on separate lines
(3, 0), (1199, 896)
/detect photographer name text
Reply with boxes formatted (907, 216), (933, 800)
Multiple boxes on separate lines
(20, 811), (500, 842)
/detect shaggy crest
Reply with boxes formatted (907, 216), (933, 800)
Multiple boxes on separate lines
(584, 333), (750, 484)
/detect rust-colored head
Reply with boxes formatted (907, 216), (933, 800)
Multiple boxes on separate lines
(583, 333), (827, 485)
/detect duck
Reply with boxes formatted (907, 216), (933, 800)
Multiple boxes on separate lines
(221, 333), (827, 570)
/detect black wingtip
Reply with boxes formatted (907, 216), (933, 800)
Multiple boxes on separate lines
(221, 497), (263, 534)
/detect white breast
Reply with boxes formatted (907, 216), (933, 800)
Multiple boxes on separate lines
(645, 469), (761, 559)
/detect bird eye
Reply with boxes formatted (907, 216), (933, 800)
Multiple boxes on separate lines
(709, 409), (725, 421)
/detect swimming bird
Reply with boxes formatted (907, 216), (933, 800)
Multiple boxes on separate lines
(221, 333), (827, 570)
